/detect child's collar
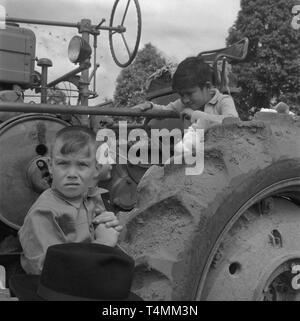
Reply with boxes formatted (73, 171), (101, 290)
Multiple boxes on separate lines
(51, 188), (83, 209)
(207, 88), (221, 105)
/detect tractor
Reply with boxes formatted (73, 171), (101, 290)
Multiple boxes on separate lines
(0, 0), (300, 301)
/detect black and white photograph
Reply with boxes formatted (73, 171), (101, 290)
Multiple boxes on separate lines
(0, 0), (299, 307)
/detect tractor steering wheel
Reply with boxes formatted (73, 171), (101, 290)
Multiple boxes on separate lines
(109, 0), (142, 68)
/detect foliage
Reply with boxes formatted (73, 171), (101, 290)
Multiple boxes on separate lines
(113, 43), (168, 108)
(47, 87), (67, 105)
(226, 0), (300, 119)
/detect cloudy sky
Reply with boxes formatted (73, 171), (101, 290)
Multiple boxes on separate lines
(1, 0), (241, 104)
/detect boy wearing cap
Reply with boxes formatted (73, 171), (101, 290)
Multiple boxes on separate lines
(19, 126), (122, 275)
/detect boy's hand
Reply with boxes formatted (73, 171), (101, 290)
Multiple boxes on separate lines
(93, 211), (122, 229)
(190, 110), (206, 123)
(180, 108), (194, 120)
(93, 223), (120, 247)
(131, 101), (153, 111)
(190, 111), (214, 130)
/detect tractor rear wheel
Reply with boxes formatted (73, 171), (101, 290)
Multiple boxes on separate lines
(119, 112), (300, 300)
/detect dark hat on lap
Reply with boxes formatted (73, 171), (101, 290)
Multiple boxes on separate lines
(9, 243), (142, 301)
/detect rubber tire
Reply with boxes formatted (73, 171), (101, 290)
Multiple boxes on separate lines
(119, 112), (300, 301)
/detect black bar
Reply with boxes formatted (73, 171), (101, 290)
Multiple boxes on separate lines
(5, 17), (125, 33)
(0, 102), (179, 119)
(6, 17), (78, 28)
(47, 64), (90, 89)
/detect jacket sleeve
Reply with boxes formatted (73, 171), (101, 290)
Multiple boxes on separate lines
(191, 95), (239, 130)
(217, 95), (239, 117)
(18, 207), (66, 275)
(151, 99), (185, 113)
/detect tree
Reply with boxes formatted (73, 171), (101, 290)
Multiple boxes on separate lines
(47, 87), (67, 105)
(226, 0), (300, 119)
(113, 43), (168, 108)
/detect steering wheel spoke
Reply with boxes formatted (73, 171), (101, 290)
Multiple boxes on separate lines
(121, 0), (131, 26)
(121, 33), (132, 58)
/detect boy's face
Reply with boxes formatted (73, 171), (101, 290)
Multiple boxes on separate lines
(178, 86), (211, 110)
(49, 140), (97, 200)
